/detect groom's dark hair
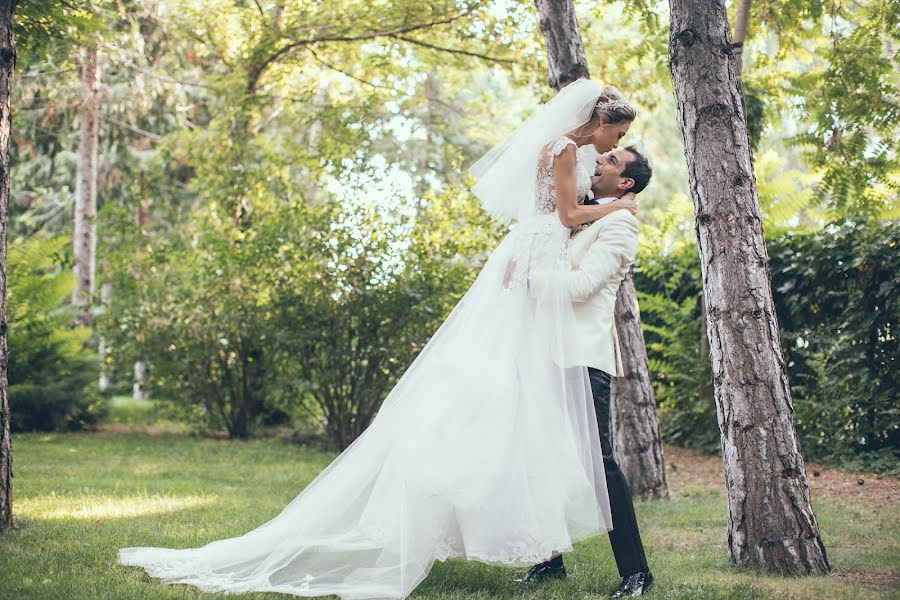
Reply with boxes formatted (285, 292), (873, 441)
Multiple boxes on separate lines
(621, 146), (652, 194)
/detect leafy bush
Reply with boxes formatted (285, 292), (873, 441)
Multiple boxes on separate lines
(635, 220), (899, 471)
(8, 236), (104, 431)
(769, 220), (899, 470)
(100, 184), (501, 446)
(633, 244), (718, 453)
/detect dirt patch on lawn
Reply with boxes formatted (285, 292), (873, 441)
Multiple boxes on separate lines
(663, 445), (900, 510)
(830, 565), (900, 589)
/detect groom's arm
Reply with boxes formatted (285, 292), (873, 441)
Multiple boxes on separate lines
(567, 212), (638, 303)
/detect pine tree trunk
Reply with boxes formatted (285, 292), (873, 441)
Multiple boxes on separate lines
(72, 47), (100, 324)
(668, 0), (829, 575)
(0, 0), (15, 532)
(534, 0), (668, 499)
(611, 270), (668, 499)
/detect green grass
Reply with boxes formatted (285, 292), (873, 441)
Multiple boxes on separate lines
(1, 433), (897, 600)
(104, 395), (189, 431)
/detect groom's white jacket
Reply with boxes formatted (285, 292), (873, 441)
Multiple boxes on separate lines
(561, 209), (639, 376)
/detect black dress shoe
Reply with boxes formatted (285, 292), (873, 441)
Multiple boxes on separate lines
(610, 571), (653, 598)
(515, 555), (566, 583)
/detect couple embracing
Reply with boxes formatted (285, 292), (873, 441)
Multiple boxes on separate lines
(120, 79), (655, 599)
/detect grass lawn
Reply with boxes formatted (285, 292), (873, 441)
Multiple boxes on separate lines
(1, 432), (897, 600)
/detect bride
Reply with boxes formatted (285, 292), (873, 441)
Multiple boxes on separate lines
(119, 79), (639, 599)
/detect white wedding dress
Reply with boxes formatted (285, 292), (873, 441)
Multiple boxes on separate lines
(119, 136), (611, 599)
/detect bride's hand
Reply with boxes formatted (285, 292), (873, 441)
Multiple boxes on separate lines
(614, 193), (638, 215)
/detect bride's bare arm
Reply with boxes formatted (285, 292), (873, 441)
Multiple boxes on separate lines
(552, 146), (637, 228)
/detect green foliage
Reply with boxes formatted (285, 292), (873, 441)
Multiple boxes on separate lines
(84, 0), (513, 444)
(769, 220), (899, 471)
(634, 238), (717, 453)
(99, 181), (501, 446)
(636, 220), (900, 471)
(744, 0), (899, 217)
(98, 198), (322, 438)
(15, 0), (101, 68)
(8, 236), (104, 431)
(271, 186), (501, 450)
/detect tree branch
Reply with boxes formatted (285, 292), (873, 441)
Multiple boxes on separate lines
(100, 115), (161, 140)
(306, 47), (390, 90)
(391, 34), (516, 64)
(303, 48), (465, 116)
(246, 14), (467, 92)
(108, 55), (210, 88)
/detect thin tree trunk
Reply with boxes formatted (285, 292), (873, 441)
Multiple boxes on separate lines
(534, 0), (668, 499)
(733, 0), (752, 75)
(133, 361), (145, 401)
(72, 47), (100, 324)
(133, 183), (149, 400)
(611, 270), (668, 499)
(0, 0), (15, 532)
(668, 0), (829, 575)
(98, 282), (112, 390)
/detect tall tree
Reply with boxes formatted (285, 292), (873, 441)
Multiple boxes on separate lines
(71, 46), (99, 323)
(668, 0), (829, 574)
(0, 0), (15, 532)
(535, 0), (668, 499)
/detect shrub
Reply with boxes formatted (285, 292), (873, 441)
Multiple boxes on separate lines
(769, 220), (899, 470)
(635, 219), (899, 471)
(8, 236), (104, 432)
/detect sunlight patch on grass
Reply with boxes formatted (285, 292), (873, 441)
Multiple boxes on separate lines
(19, 492), (217, 520)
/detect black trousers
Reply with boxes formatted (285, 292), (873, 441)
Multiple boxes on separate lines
(587, 367), (649, 578)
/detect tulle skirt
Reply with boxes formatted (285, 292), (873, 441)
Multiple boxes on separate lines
(119, 213), (612, 599)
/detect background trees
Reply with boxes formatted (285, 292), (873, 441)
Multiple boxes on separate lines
(4, 0), (897, 466)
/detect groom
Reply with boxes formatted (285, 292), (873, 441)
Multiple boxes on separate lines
(522, 146), (654, 599)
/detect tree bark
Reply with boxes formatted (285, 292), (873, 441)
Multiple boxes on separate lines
(0, 0), (15, 532)
(698, 293), (716, 427)
(98, 282), (112, 390)
(132, 189), (149, 400)
(668, 0), (829, 575)
(732, 0), (752, 75)
(133, 361), (145, 401)
(611, 270), (669, 499)
(534, 0), (668, 499)
(72, 47), (100, 324)
(534, 0), (589, 90)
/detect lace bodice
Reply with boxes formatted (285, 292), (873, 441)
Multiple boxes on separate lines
(535, 136), (593, 215)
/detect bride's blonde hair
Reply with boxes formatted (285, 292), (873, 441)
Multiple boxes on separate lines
(591, 85), (636, 124)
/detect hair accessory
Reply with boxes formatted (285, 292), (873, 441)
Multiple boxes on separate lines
(596, 99), (632, 112)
